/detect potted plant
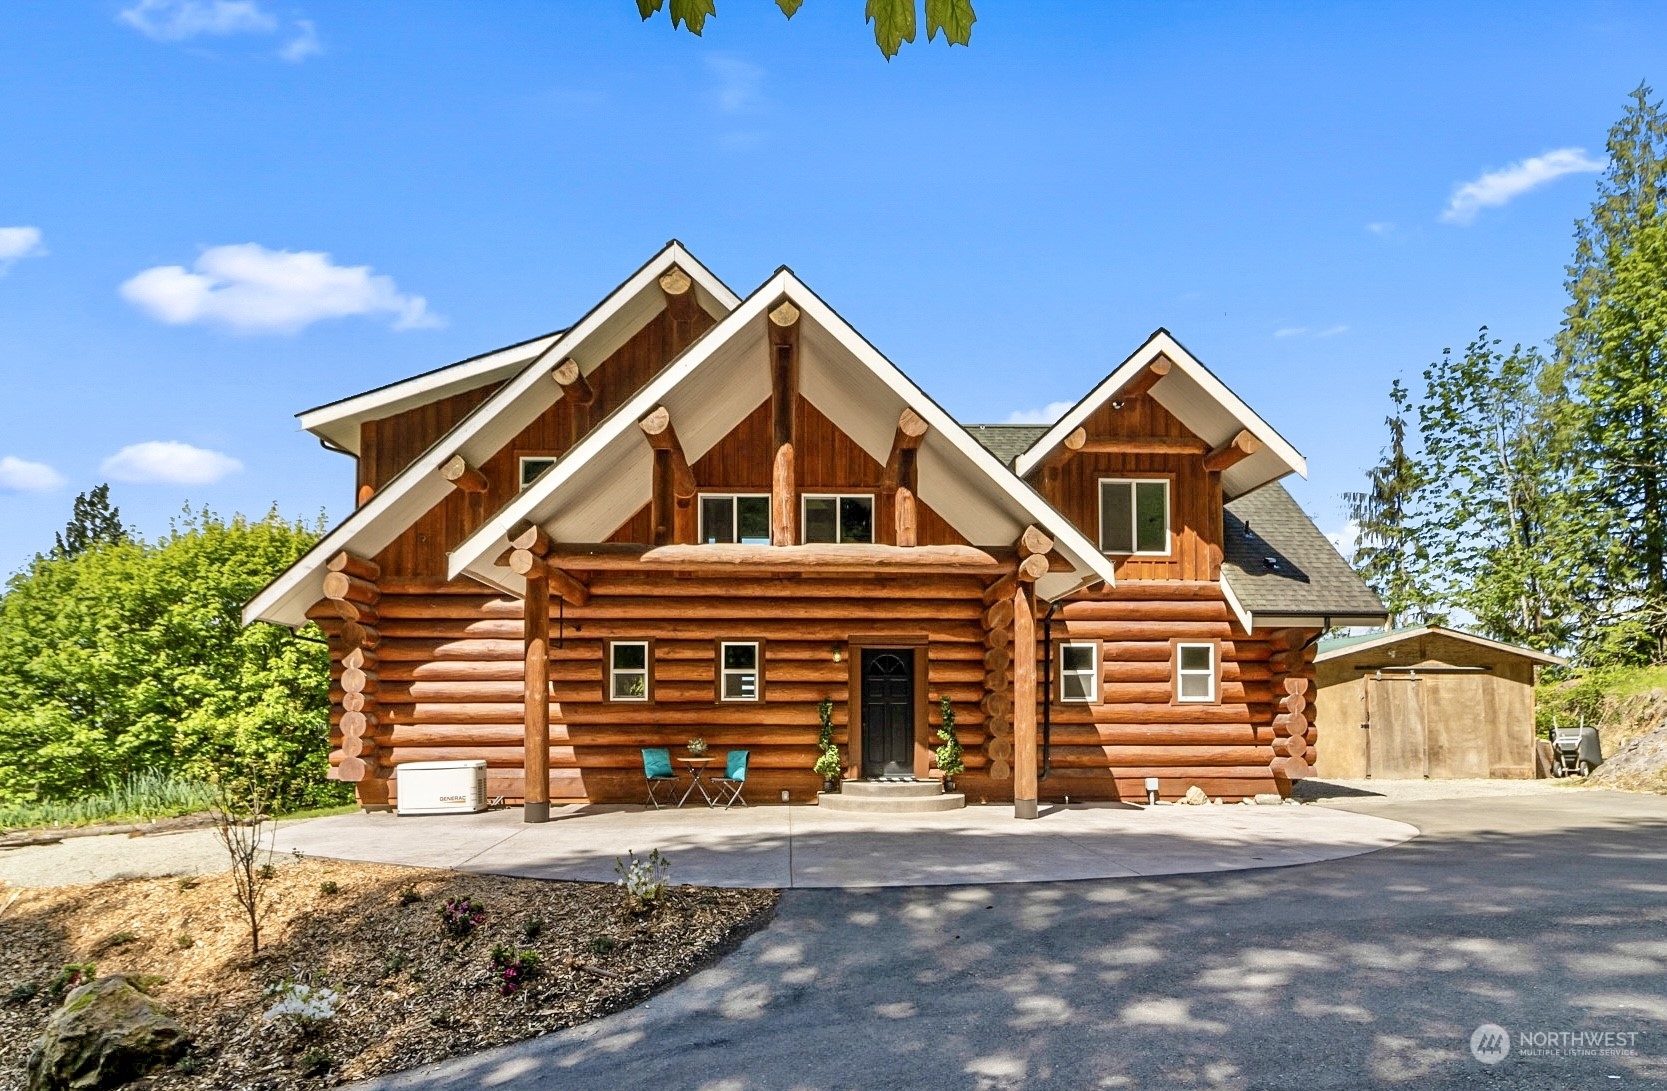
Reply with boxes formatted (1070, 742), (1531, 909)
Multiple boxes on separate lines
(686, 737), (708, 757)
(813, 698), (841, 792)
(934, 695), (965, 792)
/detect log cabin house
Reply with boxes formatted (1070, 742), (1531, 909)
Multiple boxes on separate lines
(244, 243), (1385, 819)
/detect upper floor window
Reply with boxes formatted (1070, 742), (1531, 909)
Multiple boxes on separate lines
(700, 494), (771, 544)
(718, 641), (762, 701)
(803, 495), (874, 544)
(519, 456), (557, 490)
(1174, 642), (1217, 703)
(608, 640), (652, 702)
(1099, 478), (1169, 555)
(1058, 642), (1099, 703)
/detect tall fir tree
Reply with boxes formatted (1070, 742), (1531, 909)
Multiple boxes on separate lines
(1345, 379), (1436, 628)
(52, 484), (128, 559)
(1558, 83), (1667, 662)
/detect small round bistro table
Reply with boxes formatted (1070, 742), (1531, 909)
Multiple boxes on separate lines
(676, 756), (717, 808)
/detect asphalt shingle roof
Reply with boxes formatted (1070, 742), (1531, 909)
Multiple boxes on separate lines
(1221, 483), (1385, 620)
(963, 424), (1051, 469)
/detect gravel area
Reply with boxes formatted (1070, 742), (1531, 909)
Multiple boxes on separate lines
(0, 827), (247, 888)
(1295, 777), (1588, 802)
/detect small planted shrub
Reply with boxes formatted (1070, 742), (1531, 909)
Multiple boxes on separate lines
(813, 698), (842, 787)
(97, 931), (138, 952)
(298, 1049), (332, 1078)
(489, 945), (541, 996)
(318, 880), (339, 896)
(589, 935), (618, 957)
(175, 933), (195, 950)
(398, 886), (422, 907)
(935, 695), (965, 787)
(176, 877), (199, 892)
(438, 896), (487, 938)
(48, 963), (96, 999)
(258, 863), (277, 880)
(614, 848), (670, 914)
(381, 953), (409, 978)
(7, 981), (38, 1004)
(522, 917), (544, 942)
(263, 980), (341, 1031)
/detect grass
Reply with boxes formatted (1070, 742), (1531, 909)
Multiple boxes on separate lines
(0, 772), (218, 832)
(276, 802), (359, 822)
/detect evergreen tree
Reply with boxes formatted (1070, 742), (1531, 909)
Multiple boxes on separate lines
(52, 484), (128, 559)
(1345, 379), (1436, 628)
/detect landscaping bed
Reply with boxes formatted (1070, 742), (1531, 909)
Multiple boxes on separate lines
(0, 857), (777, 1089)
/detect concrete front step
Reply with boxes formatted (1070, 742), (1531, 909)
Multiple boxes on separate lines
(817, 780), (966, 813)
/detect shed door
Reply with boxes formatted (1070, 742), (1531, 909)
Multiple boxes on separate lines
(1365, 676), (1428, 779)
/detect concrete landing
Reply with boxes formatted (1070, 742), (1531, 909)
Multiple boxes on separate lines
(272, 800), (1417, 890)
(816, 779), (966, 813)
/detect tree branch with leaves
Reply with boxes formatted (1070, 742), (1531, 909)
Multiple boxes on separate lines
(635, 0), (976, 59)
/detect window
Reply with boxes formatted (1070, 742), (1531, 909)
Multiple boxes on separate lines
(1174, 642), (1217, 703)
(608, 640), (651, 702)
(519, 456), (557, 490)
(718, 641), (762, 702)
(1058, 642), (1099, 703)
(1099, 478), (1170, 555)
(699, 494), (771, 544)
(802, 495), (875, 544)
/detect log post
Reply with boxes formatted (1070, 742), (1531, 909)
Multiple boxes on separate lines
(639, 406), (698, 545)
(519, 528), (552, 824)
(883, 408), (929, 547)
(769, 300), (800, 546)
(1203, 429), (1261, 473)
(1012, 580), (1038, 819)
(660, 265), (702, 356)
(550, 357), (597, 407)
(439, 454), (489, 535)
(1118, 355), (1172, 400)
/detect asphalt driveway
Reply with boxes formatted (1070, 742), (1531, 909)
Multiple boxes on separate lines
(357, 789), (1667, 1090)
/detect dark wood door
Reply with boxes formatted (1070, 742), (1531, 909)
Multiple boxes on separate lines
(861, 649), (914, 778)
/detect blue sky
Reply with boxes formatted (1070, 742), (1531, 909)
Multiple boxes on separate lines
(2, 1), (1663, 574)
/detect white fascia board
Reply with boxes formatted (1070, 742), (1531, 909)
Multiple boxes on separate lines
(1219, 577), (1254, 634)
(298, 333), (565, 455)
(244, 243), (738, 628)
(453, 268), (1119, 596)
(1013, 330), (1308, 491)
(450, 270), (796, 587)
(1314, 625), (1567, 666)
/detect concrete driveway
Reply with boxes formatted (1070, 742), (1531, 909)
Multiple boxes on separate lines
(355, 789), (1667, 1091)
(272, 800), (1416, 888)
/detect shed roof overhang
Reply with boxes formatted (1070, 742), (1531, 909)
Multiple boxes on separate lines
(1316, 625), (1569, 667)
(243, 242), (740, 628)
(1013, 329), (1307, 499)
(449, 268), (1118, 602)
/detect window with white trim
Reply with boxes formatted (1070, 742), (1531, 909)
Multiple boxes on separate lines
(699, 494), (771, 544)
(802, 495), (875, 544)
(718, 641), (761, 702)
(608, 640), (651, 702)
(1099, 478), (1170, 555)
(1058, 642), (1099, 703)
(519, 456), (557, 490)
(1175, 642), (1216, 703)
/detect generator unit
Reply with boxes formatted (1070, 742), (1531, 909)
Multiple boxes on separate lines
(396, 760), (488, 816)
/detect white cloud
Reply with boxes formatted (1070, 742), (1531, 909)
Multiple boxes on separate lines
(1365, 222), (1394, 236)
(1273, 326), (1307, 339)
(0, 456), (66, 492)
(1327, 519), (1361, 562)
(0, 226), (46, 273)
(1275, 324), (1348, 340)
(278, 19), (321, 62)
(1004, 401), (1074, 425)
(706, 55), (763, 113)
(119, 0), (276, 41)
(101, 441), (242, 485)
(1441, 147), (1605, 225)
(1316, 324), (1350, 338)
(120, 243), (441, 334)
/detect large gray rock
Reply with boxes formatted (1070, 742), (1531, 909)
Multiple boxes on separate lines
(26, 975), (189, 1091)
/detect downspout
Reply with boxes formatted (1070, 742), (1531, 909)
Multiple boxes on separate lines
(1039, 600), (1059, 781)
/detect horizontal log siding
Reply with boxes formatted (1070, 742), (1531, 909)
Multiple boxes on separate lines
(335, 573), (991, 804)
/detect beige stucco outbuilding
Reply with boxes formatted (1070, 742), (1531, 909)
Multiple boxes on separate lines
(1313, 626), (1566, 780)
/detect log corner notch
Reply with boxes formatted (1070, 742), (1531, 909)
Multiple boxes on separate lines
(639, 405), (697, 545)
(514, 523), (553, 824)
(550, 357), (597, 408)
(1267, 629), (1319, 794)
(321, 551), (387, 807)
(882, 407), (930, 547)
(1011, 526), (1049, 820)
(768, 298), (800, 547)
(1202, 429), (1260, 473)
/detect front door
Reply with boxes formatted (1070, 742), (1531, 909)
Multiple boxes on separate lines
(861, 649), (915, 778)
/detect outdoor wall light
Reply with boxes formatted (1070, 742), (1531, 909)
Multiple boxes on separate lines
(832, 644), (844, 663)
(1144, 776), (1160, 805)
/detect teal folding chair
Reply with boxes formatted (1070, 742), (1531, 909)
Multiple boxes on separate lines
(642, 748), (678, 809)
(711, 750), (749, 809)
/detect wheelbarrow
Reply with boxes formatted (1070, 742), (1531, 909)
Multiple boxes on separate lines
(1551, 723), (1603, 777)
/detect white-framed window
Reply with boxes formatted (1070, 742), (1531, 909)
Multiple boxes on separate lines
(1099, 478), (1170, 555)
(519, 456), (557, 490)
(1175, 642), (1216, 703)
(699, 494), (771, 544)
(1058, 642), (1099, 703)
(802, 494), (875, 544)
(718, 641), (762, 702)
(608, 640), (651, 702)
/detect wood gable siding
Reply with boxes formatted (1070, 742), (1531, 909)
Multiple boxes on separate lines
(311, 323), (1317, 806)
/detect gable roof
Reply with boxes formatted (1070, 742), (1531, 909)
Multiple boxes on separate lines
(1013, 329), (1307, 499)
(1317, 625), (1567, 666)
(448, 268), (1120, 603)
(243, 242), (741, 628)
(963, 424), (1050, 469)
(1219, 482), (1386, 628)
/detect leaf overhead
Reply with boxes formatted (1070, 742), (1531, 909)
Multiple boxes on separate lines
(865, 0), (917, 59)
(775, 0), (804, 17)
(925, 0), (976, 45)
(669, 0), (717, 34)
(636, 0), (664, 20)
